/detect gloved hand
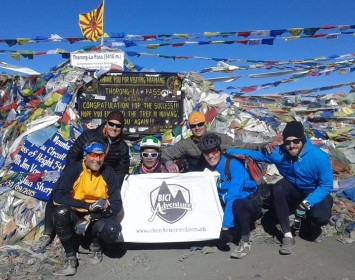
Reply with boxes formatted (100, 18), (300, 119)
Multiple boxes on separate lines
(218, 228), (234, 249)
(166, 161), (179, 173)
(295, 201), (310, 219)
(102, 206), (113, 218)
(74, 218), (91, 236)
(90, 199), (106, 212)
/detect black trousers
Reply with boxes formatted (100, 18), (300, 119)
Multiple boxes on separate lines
(232, 197), (263, 238)
(53, 205), (121, 255)
(271, 178), (333, 233)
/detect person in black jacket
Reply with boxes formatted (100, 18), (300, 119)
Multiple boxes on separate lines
(34, 110), (129, 251)
(66, 110), (130, 185)
(52, 141), (123, 276)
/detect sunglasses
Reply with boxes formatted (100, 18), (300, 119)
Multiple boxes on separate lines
(203, 148), (219, 156)
(141, 152), (159, 159)
(190, 122), (205, 129)
(87, 152), (105, 160)
(107, 121), (123, 128)
(284, 138), (303, 145)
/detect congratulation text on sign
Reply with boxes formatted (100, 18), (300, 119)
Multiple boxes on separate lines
(78, 72), (183, 133)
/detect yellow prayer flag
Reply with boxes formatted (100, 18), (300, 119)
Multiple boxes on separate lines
(79, 2), (104, 42)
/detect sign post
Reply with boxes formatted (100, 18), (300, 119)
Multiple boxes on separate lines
(78, 72), (183, 134)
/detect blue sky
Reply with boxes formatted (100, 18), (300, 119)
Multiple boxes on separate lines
(0, 0), (354, 95)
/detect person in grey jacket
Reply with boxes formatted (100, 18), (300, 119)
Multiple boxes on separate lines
(161, 111), (275, 173)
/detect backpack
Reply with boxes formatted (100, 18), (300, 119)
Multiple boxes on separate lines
(222, 150), (270, 208)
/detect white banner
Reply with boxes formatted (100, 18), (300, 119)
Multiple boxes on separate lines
(70, 51), (124, 70)
(121, 171), (223, 243)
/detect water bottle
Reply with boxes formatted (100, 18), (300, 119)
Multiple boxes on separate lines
(293, 216), (301, 230)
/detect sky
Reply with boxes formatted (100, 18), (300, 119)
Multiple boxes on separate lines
(0, 0), (354, 95)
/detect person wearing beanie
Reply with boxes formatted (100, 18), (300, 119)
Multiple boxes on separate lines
(52, 140), (123, 275)
(34, 110), (129, 252)
(226, 120), (333, 255)
(161, 111), (274, 173)
(66, 110), (129, 183)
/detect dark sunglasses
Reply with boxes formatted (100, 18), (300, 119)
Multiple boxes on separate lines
(107, 121), (123, 128)
(284, 138), (303, 145)
(141, 152), (159, 159)
(190, 122), (205, 129)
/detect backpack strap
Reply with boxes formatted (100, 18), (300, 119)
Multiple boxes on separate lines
(223, 156), (232, 182)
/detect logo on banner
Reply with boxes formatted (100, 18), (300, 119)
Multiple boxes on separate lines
(149, 181), (192, 224)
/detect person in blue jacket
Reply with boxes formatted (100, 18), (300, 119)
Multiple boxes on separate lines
(198, 133), (262, 259)
(226, 121), (333, 255)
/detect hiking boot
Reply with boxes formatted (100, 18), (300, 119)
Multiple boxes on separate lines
(230, 240), (251, 259)
(33, 234), (52, 251)
(90, 241), (103, 265)
(53, 256), (78, 276)
(313, 226), (327, 243)
(116, 232), (124, 243)
(90, 250), (103, 265)
(279, 237), (295, 255)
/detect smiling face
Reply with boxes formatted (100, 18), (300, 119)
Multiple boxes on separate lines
(202, 148), (221, 167)
(284, 137), (304, 157)
(190, 122), (207, 139)
(105, 120), (123, 139)
(141, 148), (160, 169)
(84, 152), (105, 171)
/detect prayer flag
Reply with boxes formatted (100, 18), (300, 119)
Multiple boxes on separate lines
(79, 2), (104, 42)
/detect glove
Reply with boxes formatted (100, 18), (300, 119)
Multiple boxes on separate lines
(295, 201), (311, 219)
(166, 161), (179, 173)
(218, 228), (234, 248)
(90, 199), (106, 212)
(74, 218), (91, 236)
(102, 206), (113, 218)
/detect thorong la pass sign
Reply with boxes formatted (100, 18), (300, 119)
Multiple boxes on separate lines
(121, 171), (223, 243)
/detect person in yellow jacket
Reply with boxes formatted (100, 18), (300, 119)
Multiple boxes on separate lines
(52, 140), (123, 276)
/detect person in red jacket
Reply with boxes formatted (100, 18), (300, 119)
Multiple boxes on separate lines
(133, 136), (168, 174)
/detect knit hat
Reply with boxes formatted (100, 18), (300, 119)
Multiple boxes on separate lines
(107, 110), (124, 125)
(188, 111), (205, 125)
(283, 121), (305, 140)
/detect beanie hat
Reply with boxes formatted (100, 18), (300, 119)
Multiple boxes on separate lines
(283, 121), (305, 140)
(188, 111), (205, 125)
(107, 110), (124, 125)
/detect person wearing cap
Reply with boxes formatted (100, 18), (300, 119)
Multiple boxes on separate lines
(226, 121), (333, 255)
(51, 140), (123, 276)
(198, 133), (263, 259)
(133, 136), (168, 174)
(161, 111), (274, 173)
(34, 110), (129, 251)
